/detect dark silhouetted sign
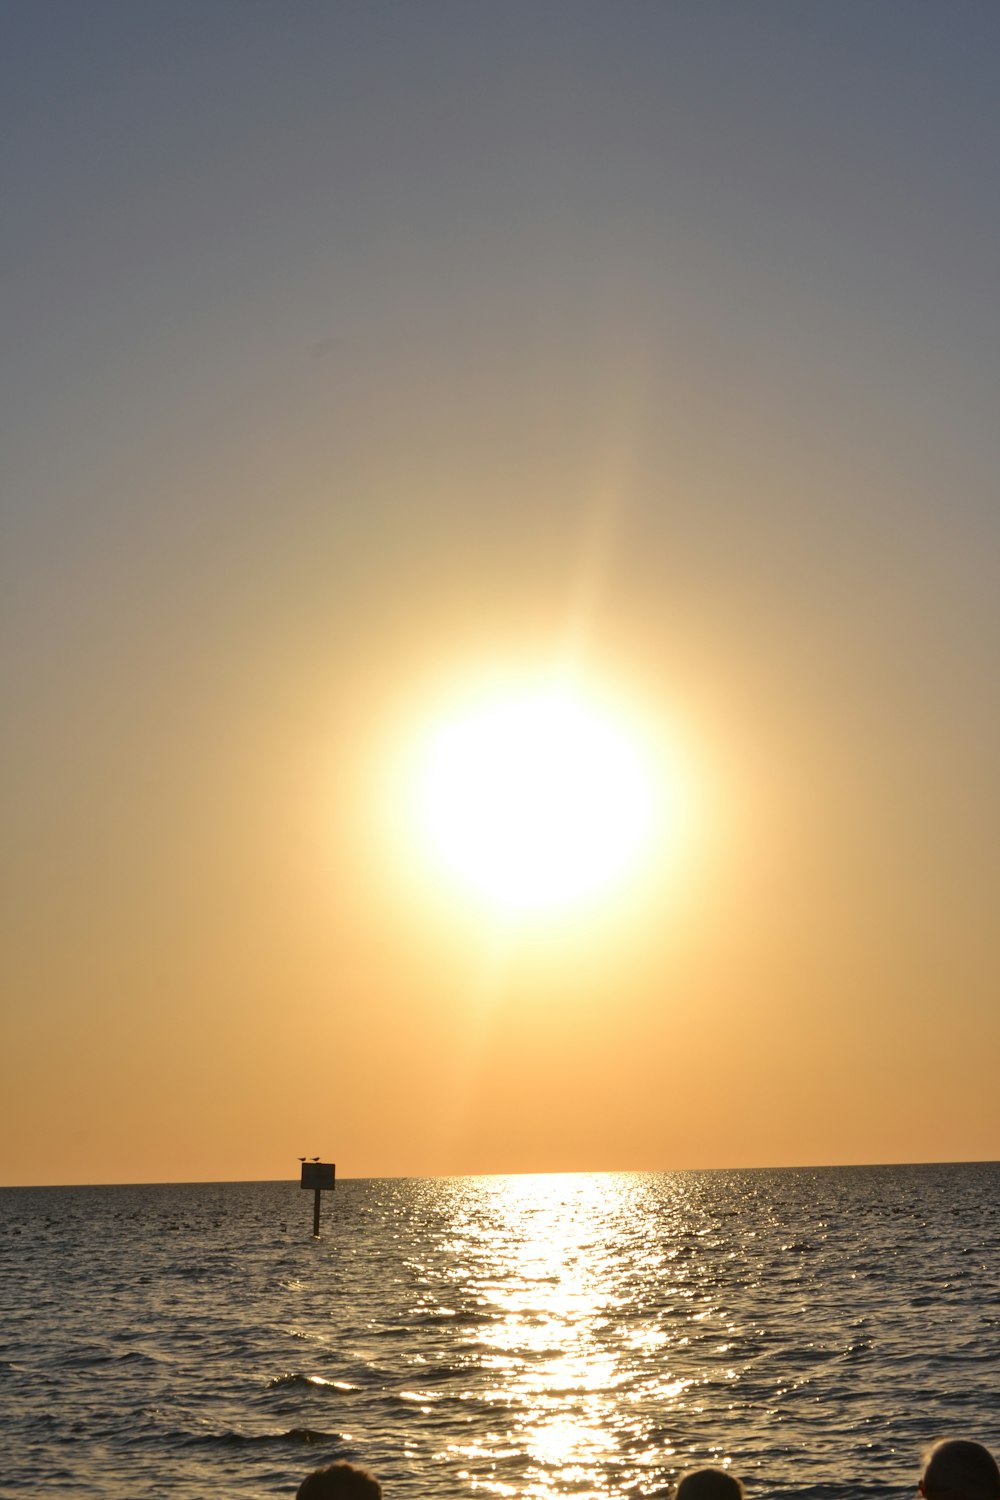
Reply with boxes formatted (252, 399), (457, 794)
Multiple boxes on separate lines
(301, 1162), (336, 1191)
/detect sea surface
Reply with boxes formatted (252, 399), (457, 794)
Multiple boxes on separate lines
(0, 1165), (997, 1500)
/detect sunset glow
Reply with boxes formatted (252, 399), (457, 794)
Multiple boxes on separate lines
(3, 2), (998, 1189)
(406, 679), (668, 916)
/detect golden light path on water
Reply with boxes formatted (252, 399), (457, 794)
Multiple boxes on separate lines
(425, 1174), (730, 1500)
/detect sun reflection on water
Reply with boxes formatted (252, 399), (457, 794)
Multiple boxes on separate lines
(430, 1173), (705, 1499)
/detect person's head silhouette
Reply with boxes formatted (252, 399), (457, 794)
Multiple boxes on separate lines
(296, 1461), (383, 1500)
(674, 1468), (745, 1500)
(920, 1440), (1000, 1500)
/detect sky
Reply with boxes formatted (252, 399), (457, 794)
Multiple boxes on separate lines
(2, 1), (998, 1186)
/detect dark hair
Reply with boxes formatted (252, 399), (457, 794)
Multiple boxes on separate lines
(675, 1469), (745, 1500)
(923, 1441), (1000, 1500)
(296, 1461), (383, 1500)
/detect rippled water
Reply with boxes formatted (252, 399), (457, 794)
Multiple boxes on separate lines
(0, 1165), (997, 1499)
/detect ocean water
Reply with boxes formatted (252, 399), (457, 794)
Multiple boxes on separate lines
(0, 1165), (996, 1499)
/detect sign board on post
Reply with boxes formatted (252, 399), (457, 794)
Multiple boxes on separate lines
(301, 1162), (336, 1191)
(300, 1161), (336, 1236)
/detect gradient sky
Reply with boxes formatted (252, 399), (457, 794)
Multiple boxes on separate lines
(3, 2), (998, 1185)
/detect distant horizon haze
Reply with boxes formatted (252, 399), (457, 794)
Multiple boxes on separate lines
(5, 1158), (999, 1193)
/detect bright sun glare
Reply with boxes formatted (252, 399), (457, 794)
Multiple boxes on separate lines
(409, 679), (666, 916)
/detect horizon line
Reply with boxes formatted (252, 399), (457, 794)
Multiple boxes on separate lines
(2, 1157), (996, 1191)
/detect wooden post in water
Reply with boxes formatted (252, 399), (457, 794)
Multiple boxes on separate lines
(300, 1161), (336, 1237)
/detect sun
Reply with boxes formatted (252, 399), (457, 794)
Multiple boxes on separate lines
(407, 678), (665, 916)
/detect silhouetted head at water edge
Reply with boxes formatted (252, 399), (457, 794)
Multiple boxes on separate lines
(673, 1467), (744, 1500)
(920, 1441), (1000, 1500)
(296, 1461), (383, 1500)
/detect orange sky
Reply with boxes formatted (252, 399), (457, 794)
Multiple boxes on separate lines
(3, 4), (999, 1184)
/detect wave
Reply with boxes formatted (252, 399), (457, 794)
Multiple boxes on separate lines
(179, 1426), (348, 1449)
(267, 1373), (357, 1391)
